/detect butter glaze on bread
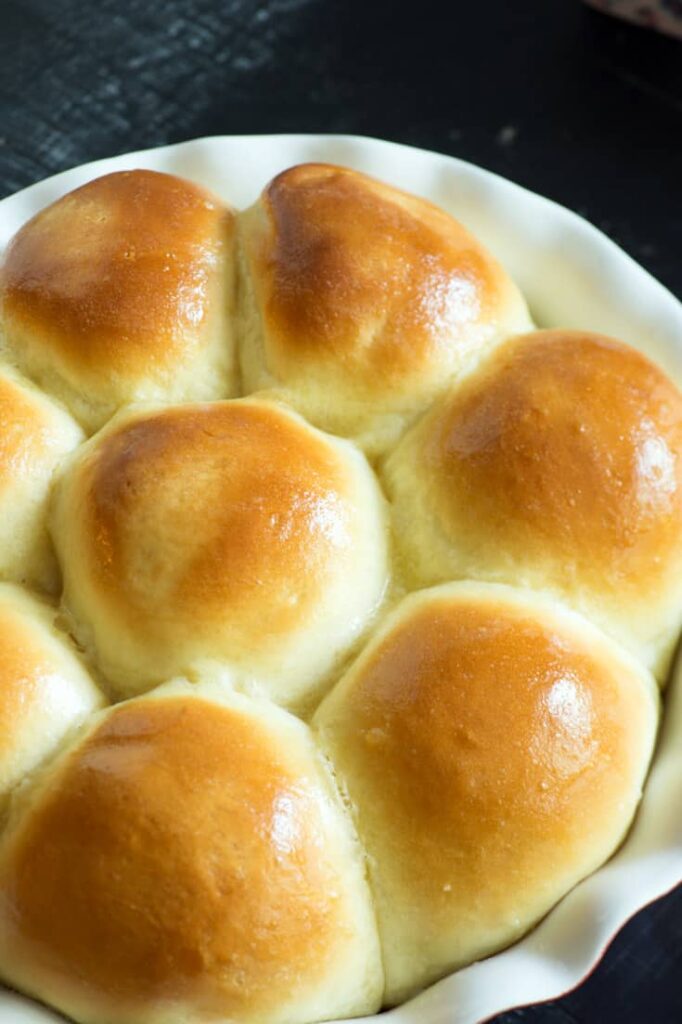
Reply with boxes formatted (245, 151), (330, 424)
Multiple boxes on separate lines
(0, 170), (237, 431)
(239, 163), (532, 453)
(314, 582), (658, 1003)
(0, 163), (676, 1024)
(0, 682), (382, 1024)
(384, 329), (682, 680)
(51, 397), (389, 705)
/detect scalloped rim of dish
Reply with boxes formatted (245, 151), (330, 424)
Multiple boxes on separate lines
(0, 134), (680, 1024)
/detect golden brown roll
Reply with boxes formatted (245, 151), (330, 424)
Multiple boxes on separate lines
(238, 163), (532, 453)
(0, 582), (104, 810)
(313, 581), (658, 1005)
(383, 329), (682, 680)
(0, 365), (83, 592)
(0, 681), (383, 1024)
(0, 158), (675, 1023)
(0, 170), (236, 432)
(51, 397), (389, 705)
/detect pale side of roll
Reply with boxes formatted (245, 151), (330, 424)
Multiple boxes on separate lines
(50, 397), (389, 707)
(314, 581), (658, 1004)
(0, 169), (237, 432)
(238, 162), (532, 454)
(0, 680), (383, 1024)
(0, 582), (104, 811)
(0, 365), (83, 593)
(383, 329), (682, 681)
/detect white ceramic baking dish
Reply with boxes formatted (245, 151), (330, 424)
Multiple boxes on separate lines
(0, 134), (680, 1024)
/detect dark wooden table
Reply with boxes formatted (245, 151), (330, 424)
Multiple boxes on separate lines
(1, 1), (681, 1021)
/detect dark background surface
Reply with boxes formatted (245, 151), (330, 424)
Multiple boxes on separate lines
(0, 0), (681, 1021)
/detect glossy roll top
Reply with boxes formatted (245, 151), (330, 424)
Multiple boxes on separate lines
(51, 397), (389, 706)
(314, 582), (658, 1004)
(0, 365), (83, 592)
(0, 583), (104, 809)
(0, 170), (237, 431)
(239, 163), (532, 453)
(384, 329), (682, 679)
(0, 683), (383, 1024)
(0, 163), (674, 1024)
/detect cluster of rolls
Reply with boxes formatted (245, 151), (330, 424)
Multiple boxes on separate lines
(0, 162), (678, 1024)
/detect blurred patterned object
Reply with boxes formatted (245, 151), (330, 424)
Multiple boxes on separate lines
(585, 0), (682, 37)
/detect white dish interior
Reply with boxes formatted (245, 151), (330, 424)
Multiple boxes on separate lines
(0, 133), (680, 1024)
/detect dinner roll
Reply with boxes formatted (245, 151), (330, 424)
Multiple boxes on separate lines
(314, 581), (658, 1004)
(51, 397), (388, 705)
(0, 170), (236, 432)
(384, 329), (682, 680)
(238, 163), (532, 453)
(0, 681), (383, 1024)
(0, 366), (83, 593)
(0, 583), (104, 811)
